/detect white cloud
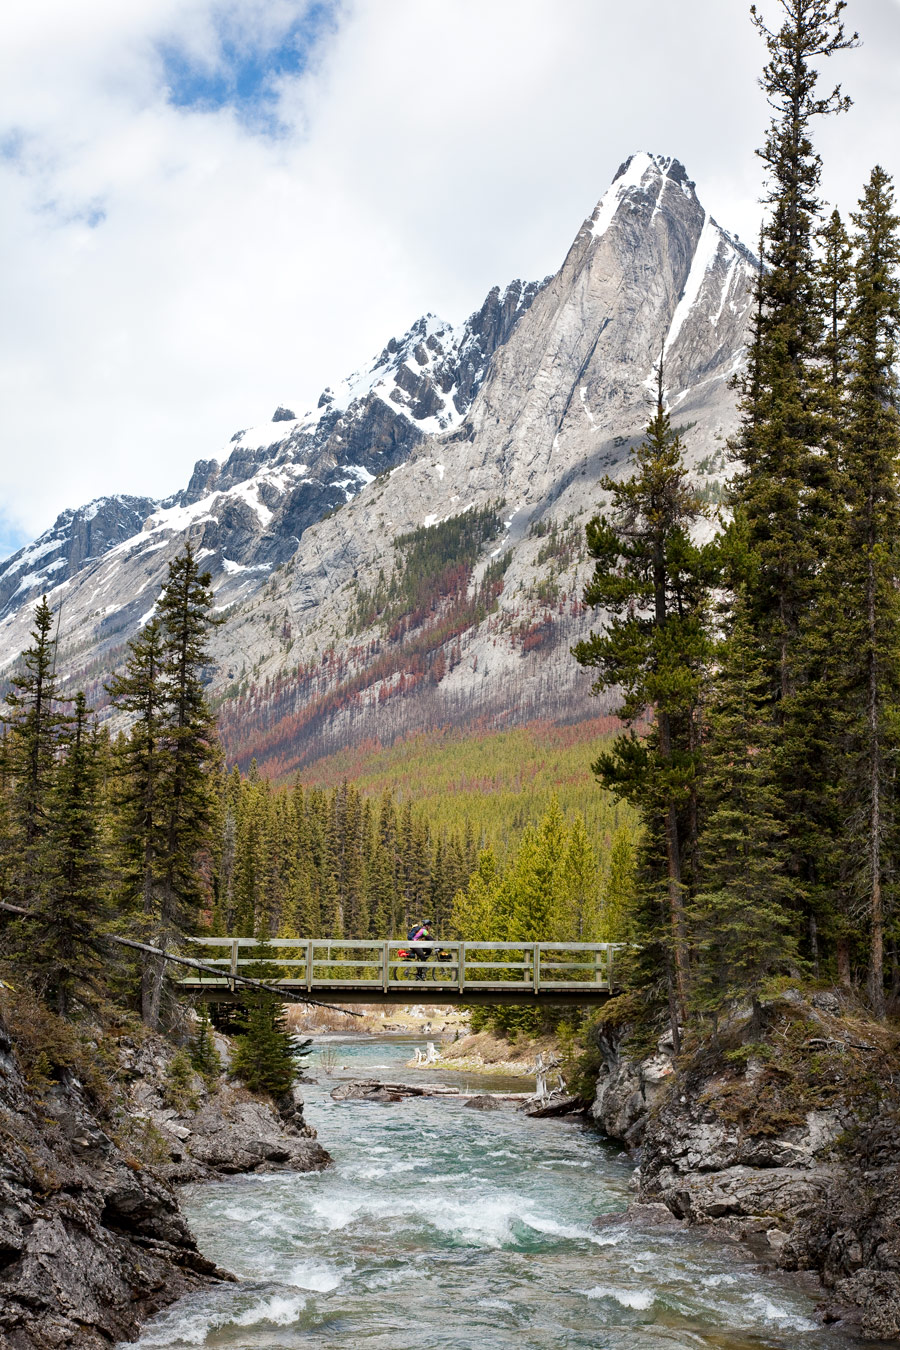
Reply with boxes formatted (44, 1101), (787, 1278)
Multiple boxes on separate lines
(1, 0), (897, 553)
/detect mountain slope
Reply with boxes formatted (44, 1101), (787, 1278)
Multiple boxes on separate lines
(0, 154), (755, 774)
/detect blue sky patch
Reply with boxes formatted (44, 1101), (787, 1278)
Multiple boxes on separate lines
(158, 2), (338, 130)
(0, 518), (32, 565)
(0, 129), (27, 164)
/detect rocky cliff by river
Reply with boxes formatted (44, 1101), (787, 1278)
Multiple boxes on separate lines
(589, 988), (900, 1341)
(0, 1005), (329, 1350)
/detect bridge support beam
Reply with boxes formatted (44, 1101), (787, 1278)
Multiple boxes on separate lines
(179, 984), (615, 1008)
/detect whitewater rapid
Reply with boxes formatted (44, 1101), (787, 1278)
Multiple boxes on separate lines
(124, 1036), (863, 1349)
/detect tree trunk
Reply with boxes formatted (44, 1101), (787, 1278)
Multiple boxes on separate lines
(141, 837), (158, 1027)
(664, 953), (682, 1057)
(658, 708), (690, 1022)
(808, 912), (819, 978)
(865, 500), (885, 1018)
(836, 935), (852, 988)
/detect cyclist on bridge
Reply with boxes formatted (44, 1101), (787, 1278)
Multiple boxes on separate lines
(407, 918), (435, 980)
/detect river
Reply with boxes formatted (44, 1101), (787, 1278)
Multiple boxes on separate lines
(126, 1035), (866, 1350)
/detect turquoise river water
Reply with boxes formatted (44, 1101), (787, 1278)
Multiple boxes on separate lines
(125, 1035), (875, 1350)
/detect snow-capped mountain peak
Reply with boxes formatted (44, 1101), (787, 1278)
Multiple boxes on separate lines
(0, 154), (756, 779)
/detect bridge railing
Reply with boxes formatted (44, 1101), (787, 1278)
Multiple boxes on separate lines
(179, 938), (623, 995)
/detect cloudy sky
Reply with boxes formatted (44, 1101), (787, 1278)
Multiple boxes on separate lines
(2, 0), (898, 558)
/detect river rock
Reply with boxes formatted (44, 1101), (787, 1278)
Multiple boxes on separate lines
(464, 1094), (505, 1110)
(590, 1033), (675, 1148)
(657, 1163), (837, 1225)
(157, 1095), (331, 1181)
(778, 1111), (900, 1341)
(592, 1202), (685, 1231)
(122, 1042), (328, 1185)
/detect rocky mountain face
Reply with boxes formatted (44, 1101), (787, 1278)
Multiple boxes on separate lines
(0, 495), (159, 622)
(0, 154), (755, 775)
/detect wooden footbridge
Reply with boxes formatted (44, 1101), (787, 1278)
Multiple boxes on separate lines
(178, 939), (624, 1006)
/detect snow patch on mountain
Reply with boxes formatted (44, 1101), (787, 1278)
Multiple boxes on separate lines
(665, 213), (720, 352)
(590, 152), (696, 242)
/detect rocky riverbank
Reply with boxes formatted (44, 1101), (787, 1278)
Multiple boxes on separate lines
(0, 1004), (330, 1350)
(589, 989), (900, 1342)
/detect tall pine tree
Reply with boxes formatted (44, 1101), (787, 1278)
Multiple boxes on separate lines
(733, 1), (857, 701)
(108, 547), (220, 1028)
(0, 597), (68, 904)
(30, 693), (110, 1016)
(107, 616), (168, 1018)
(574, 373), (714, 1042)
(837, 167), (900, 1016)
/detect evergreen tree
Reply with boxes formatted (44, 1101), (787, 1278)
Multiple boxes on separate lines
(600, 826), (638, 943)
(733, 0), (857, 701)
(818, 208), (854, 392)
(836, 167), (900, 1016)
(573, 373), (714, 1039)
(508, 799), (568, 943)
(691, 599), (799, 1027)
(213, 765), (242, 932)
(231, 933), (305, 1097)
(560, 814), (599, 940)
(341, 785), (368, 936)
(29, 693), (110, 1015)
(106, 616), (167, 1016)
(451, 849), (502, 940)
(0, 746), (15, 902)
(190, 1005), (222, 1087)
(716, 0), (857, 977)
(0, 597), (68, 902)
(150, 546), (220, 1026)
(107, 548), (220, 1028)
(778, 208), (854, 971)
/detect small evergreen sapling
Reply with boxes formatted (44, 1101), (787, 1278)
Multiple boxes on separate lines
(190, 1006), (222, 1088)
(164, 1048), (199, 1113)
(231, 933), (305, 1098)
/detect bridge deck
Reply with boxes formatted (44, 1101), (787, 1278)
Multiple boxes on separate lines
(178, 939), (623, 1006)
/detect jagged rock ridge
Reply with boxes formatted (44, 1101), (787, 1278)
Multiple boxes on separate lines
(0, 279), (544, 631)
(0, 154), (756, 774)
